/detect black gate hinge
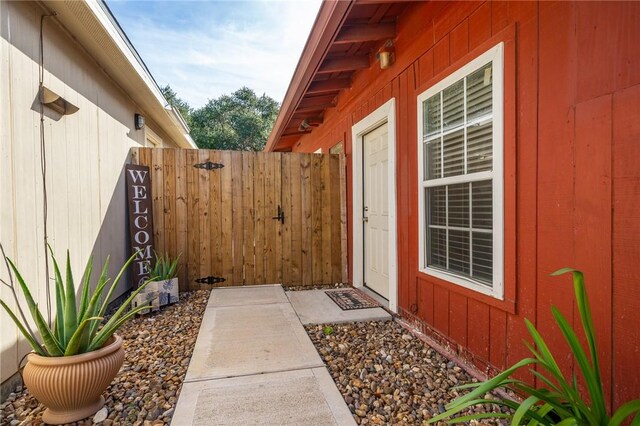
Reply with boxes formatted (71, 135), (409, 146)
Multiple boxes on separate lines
(194, 161), (224, 171)
(195, 276), (227, 285)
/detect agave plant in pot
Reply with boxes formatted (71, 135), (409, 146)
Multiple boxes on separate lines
(0, 245), (154, 424)
(150, 252), (180, 306)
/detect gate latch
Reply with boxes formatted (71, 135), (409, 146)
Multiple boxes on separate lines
(272, 205), (285, 224)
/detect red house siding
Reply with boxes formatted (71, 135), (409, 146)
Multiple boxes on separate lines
(291, 1), (640, 409)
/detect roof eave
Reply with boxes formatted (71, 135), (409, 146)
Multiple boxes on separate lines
(41, 0), (196, 149)
(264, 0), (354, 152)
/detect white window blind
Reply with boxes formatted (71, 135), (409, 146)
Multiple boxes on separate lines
(418, 43), (504, 298)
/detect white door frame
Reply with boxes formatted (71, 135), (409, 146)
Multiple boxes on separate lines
(351, 98), (397, 312)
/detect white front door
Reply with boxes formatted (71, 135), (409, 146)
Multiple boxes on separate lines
(363, 123), (390, 299)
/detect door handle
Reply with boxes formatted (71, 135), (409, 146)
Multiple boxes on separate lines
(362, 216), (368, 223)
(272, 205), (285, 224)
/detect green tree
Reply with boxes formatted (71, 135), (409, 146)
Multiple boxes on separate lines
(190, 87), (280, 151)
(161, 85), (192, 127)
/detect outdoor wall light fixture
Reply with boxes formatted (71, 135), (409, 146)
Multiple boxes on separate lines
(135, 113), (145, 130)
(298, 119), (310, 132)
(377, 41), (395, 70)
(39, 86), (79, 116)
(298, 116), (322, 132)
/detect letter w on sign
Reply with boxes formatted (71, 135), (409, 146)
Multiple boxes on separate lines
(126, 164), (155, 289)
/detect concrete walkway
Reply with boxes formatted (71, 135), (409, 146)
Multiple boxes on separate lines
(172, 285), (357, 425)
(287, 288), (391, 325)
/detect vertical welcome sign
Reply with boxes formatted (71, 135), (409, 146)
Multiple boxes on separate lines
(126, 164), (154, 289)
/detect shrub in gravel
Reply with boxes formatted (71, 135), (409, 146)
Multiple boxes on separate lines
(430, 270), (640, 426)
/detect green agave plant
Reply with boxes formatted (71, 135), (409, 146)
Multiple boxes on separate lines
(151, 252), (180, 281)
(0, 246), (155, 357)
(429, 269), (640, 426)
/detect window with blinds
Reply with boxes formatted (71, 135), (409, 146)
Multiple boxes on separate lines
(417, 43), (504, 298)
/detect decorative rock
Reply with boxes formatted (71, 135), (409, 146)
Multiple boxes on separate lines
(305, 320), (510, 425)
(146, 405), (164, 420)
(93, 406), (109, 423)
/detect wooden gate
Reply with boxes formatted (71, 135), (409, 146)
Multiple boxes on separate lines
(131, 148), (347, 290)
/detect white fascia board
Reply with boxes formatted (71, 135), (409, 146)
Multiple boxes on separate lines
(165, 106), (197, 149)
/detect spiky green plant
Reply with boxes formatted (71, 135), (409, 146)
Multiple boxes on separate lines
(429, 269), (640, 426)
(0, 246), (155, 356)
(151, 252), (180, 281)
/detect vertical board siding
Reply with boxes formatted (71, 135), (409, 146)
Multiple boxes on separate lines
(488, 307), (507, 370)
(574, 95), (613, 404)
(467, 300), (489, 361)
(536, 0), (577, 381)
(450, 20), (469, 63)
(507, 6), (538, 384)
(286, 0), (639, 409)
(449, 293), (468, 347)
(133, 149), (346, 289)
(611, 84), (640, 408)
(468, 2), (492, 50)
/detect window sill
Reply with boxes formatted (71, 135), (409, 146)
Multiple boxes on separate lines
(417, 270), (517, 314)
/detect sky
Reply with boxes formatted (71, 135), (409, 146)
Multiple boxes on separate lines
(106, 0), (322, 108)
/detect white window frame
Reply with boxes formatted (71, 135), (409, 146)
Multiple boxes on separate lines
(417, 43), (504, 299)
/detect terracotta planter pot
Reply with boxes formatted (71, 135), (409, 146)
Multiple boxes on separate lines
(23, 334), (124, 424)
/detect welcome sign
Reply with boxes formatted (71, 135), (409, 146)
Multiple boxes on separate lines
(126, 164), (155, 289)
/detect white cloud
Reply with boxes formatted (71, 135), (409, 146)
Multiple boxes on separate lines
(114, 0), (321, 108)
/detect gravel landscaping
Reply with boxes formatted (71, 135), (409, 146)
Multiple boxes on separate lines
(305, 320), (510, 425)
(1, 290), (209, 426)
(2, 290), (511, 426)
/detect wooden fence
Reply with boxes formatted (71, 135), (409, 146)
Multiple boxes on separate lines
(131, 148), (347, 290)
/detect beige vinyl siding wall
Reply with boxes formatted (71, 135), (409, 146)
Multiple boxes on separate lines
(0, 1), (179, 386)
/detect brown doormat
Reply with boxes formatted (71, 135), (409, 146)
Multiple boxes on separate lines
(325, 289), (382, 311)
